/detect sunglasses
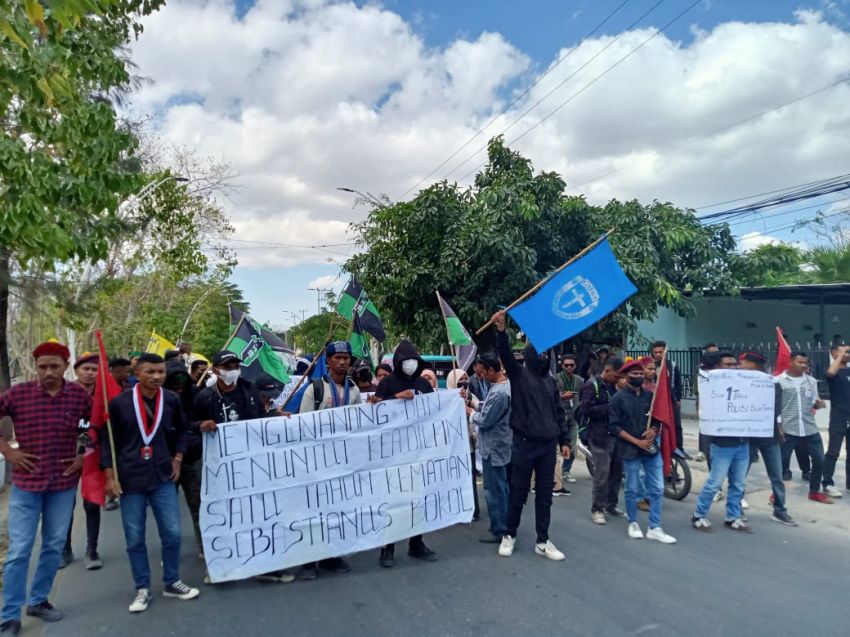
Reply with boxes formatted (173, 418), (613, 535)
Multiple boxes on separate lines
(562, 363), (576, 368)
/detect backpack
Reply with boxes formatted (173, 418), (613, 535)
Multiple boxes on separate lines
(311, 377), (355, 410)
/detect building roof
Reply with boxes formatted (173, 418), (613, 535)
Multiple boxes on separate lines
(706, 283), (850, 305)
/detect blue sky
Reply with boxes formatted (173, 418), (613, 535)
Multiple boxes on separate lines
(136, 1), (850, 329)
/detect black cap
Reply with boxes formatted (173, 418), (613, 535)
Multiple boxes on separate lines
(212, 350), (241, 366)
(255, 373), (283, 394)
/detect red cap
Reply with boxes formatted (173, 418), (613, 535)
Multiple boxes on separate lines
(33, 341), (71, 362)
(618, 359), (646, 375)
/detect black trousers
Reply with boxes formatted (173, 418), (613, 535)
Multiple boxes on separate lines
(823, 424), (850, 488)
(506, 436), (556, 543)
(65, 497), (101, 553)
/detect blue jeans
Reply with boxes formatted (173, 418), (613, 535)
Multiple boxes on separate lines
(482, 458), (509, 536)
(751, 441), (787, 513)
(120, 481), (182, 589)
(695, 443), (749, 520)
(2, 486), (76, 621)
(623, 451), (663, 528)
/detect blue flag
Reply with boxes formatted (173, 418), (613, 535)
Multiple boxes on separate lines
(508, 238), (637, 352)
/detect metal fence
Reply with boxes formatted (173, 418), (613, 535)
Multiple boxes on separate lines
(625, 345), (837, 399)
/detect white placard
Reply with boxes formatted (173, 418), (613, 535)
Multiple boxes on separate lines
(697, 369), (775, 437)
(200, 390), (473, 583)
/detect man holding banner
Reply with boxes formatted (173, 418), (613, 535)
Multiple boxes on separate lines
(296, 341), (361, 581)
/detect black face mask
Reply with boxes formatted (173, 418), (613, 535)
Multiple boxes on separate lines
(628, 376), (645, 388)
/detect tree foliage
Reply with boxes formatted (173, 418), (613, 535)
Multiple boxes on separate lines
(0, 0), (166, 388)
(346, 137), (740, 351)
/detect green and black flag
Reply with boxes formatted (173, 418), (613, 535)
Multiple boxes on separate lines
(349, 312), (372, 364)
(226, 305), (290, 384)
(437, 292), (478, 371)
(336, 277), (386, 342)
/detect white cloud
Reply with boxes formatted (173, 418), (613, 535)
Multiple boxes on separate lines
(739, 232), (781, 251)
(307, 274), (340, 290)
(129, 2), (850, 270)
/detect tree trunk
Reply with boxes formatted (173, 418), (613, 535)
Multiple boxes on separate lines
(0, 248), (12, 391)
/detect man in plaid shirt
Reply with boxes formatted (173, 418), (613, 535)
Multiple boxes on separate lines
(0, 341), (90, 636)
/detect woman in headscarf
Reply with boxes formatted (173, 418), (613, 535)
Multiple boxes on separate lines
(447, 369), (480, 521)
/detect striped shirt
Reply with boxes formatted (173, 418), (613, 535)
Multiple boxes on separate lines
(0, 380), (91, 492)
(775, 372), (820, 437)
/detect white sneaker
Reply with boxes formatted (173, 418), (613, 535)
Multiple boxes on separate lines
(646, 527), (677, 544)
(534, 540), (566, 561)
(741, 497), (750, 510)
(824, 486), (844, 498)
(498, 535), (515, 557)
(564, 472), (577, 484)
(627, 522), (644, 539)
(129, 588), (151, 613)
(713, 490), (725, 503)
(591, 511), (607, 525)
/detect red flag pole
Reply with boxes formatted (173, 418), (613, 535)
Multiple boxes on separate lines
(97, 331), (122, 495)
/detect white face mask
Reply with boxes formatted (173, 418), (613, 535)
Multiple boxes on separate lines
(401, 359), (418, 376)
(218, 369), (241, 386)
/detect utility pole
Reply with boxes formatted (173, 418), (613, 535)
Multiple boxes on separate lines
(308, 288), (330, 315)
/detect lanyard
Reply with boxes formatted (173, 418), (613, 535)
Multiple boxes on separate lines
(132, 385), (163, 446)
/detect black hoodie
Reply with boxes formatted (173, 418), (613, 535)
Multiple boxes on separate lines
(375, 340), (434, 399)
(495, 330), (568, 445)
(164, 363), (201, 461)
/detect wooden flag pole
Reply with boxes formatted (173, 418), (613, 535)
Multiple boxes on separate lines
(436, 291), (458, 373)
(475, 229), (614, 335)
(645, 348), (667, 431)
(280, 342), (330, 412)
(99, 360), (122, 495)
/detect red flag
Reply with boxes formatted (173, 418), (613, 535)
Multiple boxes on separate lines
(774, 326), (791, 376)
(652, 355), (677, 476)
(81, 331), (122, 506)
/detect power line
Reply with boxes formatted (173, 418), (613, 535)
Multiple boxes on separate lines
(456, 0), (702, 184)
(565, 76), (850, 193)
(695, 173), (850, 211)
(396, 0), (635, 200)
(226, 238), (355, 249)
(733, 205), (850, 241)
(723, 194), (850, 228)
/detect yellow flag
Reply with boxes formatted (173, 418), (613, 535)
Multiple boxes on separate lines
(146, 331), (176, 357)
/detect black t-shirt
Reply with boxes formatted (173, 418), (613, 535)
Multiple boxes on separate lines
(827, 367), (850, 424)
(219, 385), (251, 422)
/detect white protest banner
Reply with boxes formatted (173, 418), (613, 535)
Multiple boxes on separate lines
(200, 390), (473, 583)
(697, 369), (776, 437)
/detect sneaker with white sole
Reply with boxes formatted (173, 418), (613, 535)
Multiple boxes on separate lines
(691, 516), (712, 532)
(534, 540), (565, 561)
(627, 522), (644, 539)
(646, 527), (677, 544)
(163, 581), (200, 600)
(741, 497), (750, 510)
(129, 589), (151, 613)
(824, 486), (843, 498)
(591, 511), (607, 525)
(564, 472), (577, 484)
(498, 536), (515, 557)
(712, 490), (725, 503)
(724, 518), (753, 533)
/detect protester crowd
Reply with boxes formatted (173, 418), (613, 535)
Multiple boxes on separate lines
(1, 315), (849, 635)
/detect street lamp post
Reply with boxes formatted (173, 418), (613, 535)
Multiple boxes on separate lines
(66, 175), (189, 366)
(336, 187), (391, 209)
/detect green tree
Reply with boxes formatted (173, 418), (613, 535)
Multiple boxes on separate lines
(732, 243), (804, 287)
(346, 137), (739, 351)
(0, 0), (165, 388)
(287, 312), (350, 355)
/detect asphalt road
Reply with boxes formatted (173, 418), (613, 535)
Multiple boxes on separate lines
(20, 415), (845, 637)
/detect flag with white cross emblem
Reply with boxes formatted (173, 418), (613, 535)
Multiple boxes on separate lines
(508, 237), (637, 352)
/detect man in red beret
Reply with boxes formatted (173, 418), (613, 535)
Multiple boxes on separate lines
(607, 359), (676, 544)
(0, 341), (91, 635)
